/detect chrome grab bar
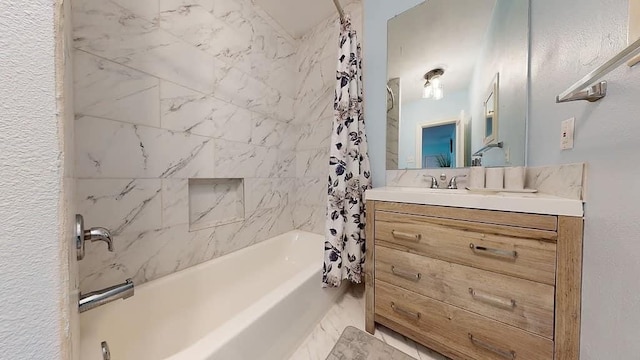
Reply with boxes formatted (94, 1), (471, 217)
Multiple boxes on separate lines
(469, 288), (516, 310)
(391, 302), (421, 320)
(469, 243), (517, 260)
(79, 279), (134, 313)
(391, 266), (421, 281)
(468, 333), (516, 359)
(391, 230), (421, 242)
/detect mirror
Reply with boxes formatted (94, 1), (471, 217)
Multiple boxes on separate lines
(386, 0), (529, 170)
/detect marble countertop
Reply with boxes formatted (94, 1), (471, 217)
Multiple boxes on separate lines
(365, 187), (584, 217)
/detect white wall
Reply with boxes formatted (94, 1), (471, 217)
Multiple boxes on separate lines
(529, 0), (640, 358)
(363, 0), (425, 186)
(398, 90), (469, 168)
(0, 0), (69, 358)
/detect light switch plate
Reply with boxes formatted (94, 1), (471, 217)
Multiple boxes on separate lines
(561, 117), (575, 150)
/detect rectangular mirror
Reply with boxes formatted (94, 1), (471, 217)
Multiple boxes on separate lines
(386, 0), (529, 170)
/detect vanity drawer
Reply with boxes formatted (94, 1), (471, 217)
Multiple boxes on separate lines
(375, 245), (555, 338)
(375, 281), (554, 360)
(375, 212), (557, 285)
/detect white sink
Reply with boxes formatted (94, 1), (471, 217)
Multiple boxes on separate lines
(365, 186), (584, 217)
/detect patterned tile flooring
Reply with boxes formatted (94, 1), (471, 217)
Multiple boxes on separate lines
(288, 285), (449, 360)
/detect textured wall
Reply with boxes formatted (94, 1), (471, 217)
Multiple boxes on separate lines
(74, 0), (299, 293)
(528, 0), (640, 358)
(293, 1), (363, 234)
(56, 0), (80, 357)
(0, 0), (68, 358)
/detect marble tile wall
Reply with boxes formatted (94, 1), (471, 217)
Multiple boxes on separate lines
(293, 2), (364, 234)
(386, 163), (586, 201)
(525, 163), (587, 201)
(73, 0), (299, 292)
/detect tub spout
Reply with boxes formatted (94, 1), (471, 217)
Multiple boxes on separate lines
(79, 279), (134, 313)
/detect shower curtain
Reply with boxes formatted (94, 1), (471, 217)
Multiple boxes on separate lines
(323, 16), (372, 288)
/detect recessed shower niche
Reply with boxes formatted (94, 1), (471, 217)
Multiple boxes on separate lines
(188, 178), (245, 231)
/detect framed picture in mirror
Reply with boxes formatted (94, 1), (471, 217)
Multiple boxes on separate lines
(484, 73), (499, 145)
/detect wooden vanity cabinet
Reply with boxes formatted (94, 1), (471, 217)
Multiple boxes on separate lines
(364, 201), (583, 360)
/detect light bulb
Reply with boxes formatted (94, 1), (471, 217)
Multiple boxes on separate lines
(432, 79), (444, 100)
(422, 82), (434, 99)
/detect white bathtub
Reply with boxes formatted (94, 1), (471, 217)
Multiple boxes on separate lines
(79, 230), (345, 360)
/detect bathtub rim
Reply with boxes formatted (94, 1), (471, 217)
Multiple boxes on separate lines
(115, 229), (323, 296)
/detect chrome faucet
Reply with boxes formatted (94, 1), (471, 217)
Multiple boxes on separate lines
(423, 175), (440, 189)
(79, 279), (134, 313)
(85, 227), (114, 251)
(448, 175), (467, 189)
(76, 214), (114, 260)
(424, 174), (447, 189)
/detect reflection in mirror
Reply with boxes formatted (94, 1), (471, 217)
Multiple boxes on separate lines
(386, 0), (529, 170)
(484, 73), (498, 145)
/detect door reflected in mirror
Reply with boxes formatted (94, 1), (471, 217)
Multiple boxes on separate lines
(386, 0), (529, 170)
(417, 117), (464, 169)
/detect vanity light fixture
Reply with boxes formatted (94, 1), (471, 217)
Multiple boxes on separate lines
(422, 68), (445, 100)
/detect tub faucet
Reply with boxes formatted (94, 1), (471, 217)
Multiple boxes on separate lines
(79, 279), (134, 313)
(75, 214), (114, 260)
(85, 227), (114, 251)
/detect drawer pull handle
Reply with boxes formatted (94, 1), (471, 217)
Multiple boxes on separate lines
(391, 230), (421, 242)
(391, 266), (421, 281)
(468, 333), (516, 359)
(469, 243), (518, 260)
(469, 288), (516, 309)
(391, 302), (421, 320)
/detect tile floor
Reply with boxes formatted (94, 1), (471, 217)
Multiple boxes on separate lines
(288, 285), (449, 360)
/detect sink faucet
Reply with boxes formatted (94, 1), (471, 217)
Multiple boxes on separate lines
(423, 175), (440, 189)
(448, 175), (467, 189)
(79, 279), (134, 313)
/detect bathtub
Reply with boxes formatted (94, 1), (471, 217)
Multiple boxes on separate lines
(79, 230), (345, 360)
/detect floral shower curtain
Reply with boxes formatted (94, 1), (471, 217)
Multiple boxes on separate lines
(323, 16), (372, 288)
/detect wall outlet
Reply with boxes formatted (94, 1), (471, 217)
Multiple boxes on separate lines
(561, 117), (575, 150)
(504, 146), (511, 163)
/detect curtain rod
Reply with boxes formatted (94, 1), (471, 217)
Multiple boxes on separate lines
(332, 0), (345, 21)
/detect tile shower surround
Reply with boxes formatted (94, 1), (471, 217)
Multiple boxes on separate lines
(75, 0), (363, 293)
